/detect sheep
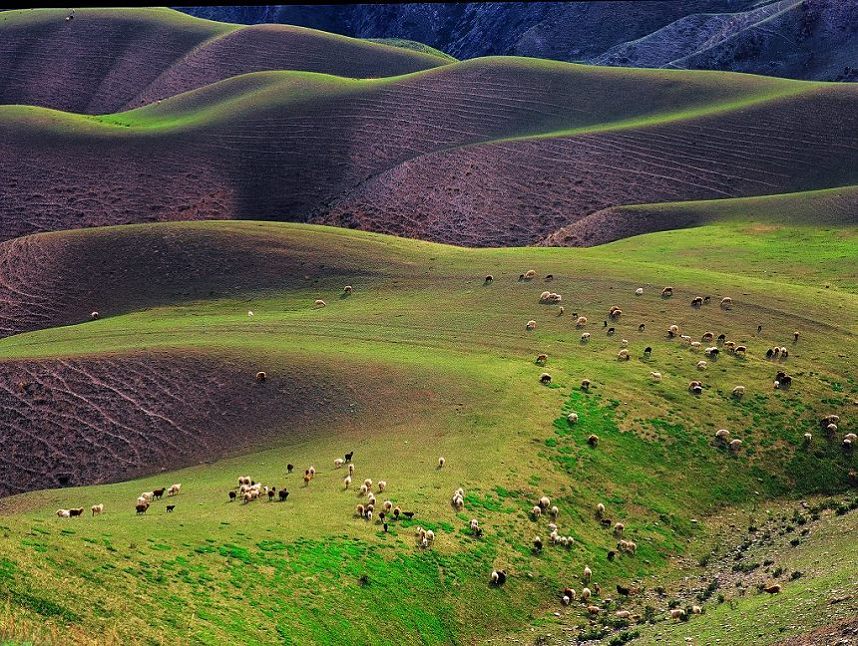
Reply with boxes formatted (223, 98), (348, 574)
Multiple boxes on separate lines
(691, 296), (703, 307)
(621, 339), (629, 348)
(136, 495), (149, 506)
(596, 503), (605, 518)
(377, 480), (387, 492)
(580, 332), (591, 342)
(426, 530), (435, 543)
(567, 412), (579, 425)
(526, 320), (537, 331)
(581, 379), (591, 391)
(548, 505), (559, 520)
(524, 270), (536, 280)
(484, 275), (493, 283)
(705, 347), (719, 357)
(583, 566), (592, 582)
(689, 381), (703, 395)
(356, 504), (365, 517)
(844, 437), (855, 451)
(764, 583), (782, 594)
(661, 287), (673, 297)
(702, 332), (714, 341)
(348, 463), (355, 475)
(680, 334), (692, 341)
(535, 353), (548, 365)
(643, 346), (652, 356)
(729, 438), (743, 452)
(696, 360), (708, 370)
(638, 324), (646, 332)
(732, 385), (746, 398)
(667, 324), (679, 338)
(358, 484), (369, 497)
(581, 587), (591, 601)
(248, 310), (254, 317)
(586, 605), (601, 615)
(793, 331), (800, 342)
(609, 306), (622, 320)
(383, 500), (393, 513)
(367, 494), (377, 507)
(558, 306), (564, 316)
(91, 504), (104, 517)
(691, 605), (703, 615)
(287, 464), (294, 474)
(607, 327), (616, 336)
(343, 285), (353, 294)
(393, 507), (401, 519)
(334, 458), (344, 469)
(343, 475), (352, 489)
(140, 492), (155, 503)
(587, 434), (599, 447)
(229, 491), (237, 502)
(303, 474), (312, 486)
(615, 610), (631, 619)
(490, 570), (507, 585)
(720, 297), (733, 309)
(715, 429), (731, 443)
(314, 299), (326, 307)
(268, 489), (276, 501)
(846, 433), (857, 443)
(575, 316), (588, 328)
(452, 495), (465, 511)
(167, 484), (181, 496)
(470, 518), (480, 533)
(539, 292), (562, 304)
(256, 371), (267, 382)
(152, 488), (166, 500)
(670, 608), (686, 619)
(90, 311), (100, 320)
(650, 371), (662, 382)
(562, 595), (571, 606)
(56, 509), (71, 518)
(166, 505), (176, 513)
(136, 503), (149, 514)
(618, 540), (637, 554)
(531, 505), (542, 519)
(279, 489), (289, 501)
(613, 522), (624, 537)
(540, 373), (552, 384)
(362, 478), (372, 489)
(438, 456), (446, 469)
(803, 432), (813, 445)
(617, 349), (630, 361)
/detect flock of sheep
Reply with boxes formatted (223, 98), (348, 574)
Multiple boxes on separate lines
(56, 483), (181, 519)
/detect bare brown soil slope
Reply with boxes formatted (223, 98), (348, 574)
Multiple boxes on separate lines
(2, 62), (857, 247)
(0, 222), (381, 339)
(0, 350), (407, 497)
(0, 8), (446, 114)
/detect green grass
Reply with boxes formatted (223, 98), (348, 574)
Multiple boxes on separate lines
(0, 220), (854, 644)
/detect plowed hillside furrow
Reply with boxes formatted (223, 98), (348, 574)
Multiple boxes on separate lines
(319, 85), (858, 246)
(0, 223), (383, 340)
(1, 60), (856, 245)
(0, 352), (326, 496)
(0, 8), (447, 114)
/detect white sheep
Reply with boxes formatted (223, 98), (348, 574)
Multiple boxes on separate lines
(141, 492), (154, 503)
(358, 484), (368, 496)
(696, 360), (708, 370)
(167, 484), (181, 496)
(576, 316), (588, 328)
(531, 505), (542, 519)
(567, 412), (579, 424)
(383, 500), (393, 512)
(363, 478), (373, 489)
(583, 565), (592, 581)
(377, 480), (387, 492)
(526, 320), (537, 331)
(670, 608), (686, 619)
(549, 505), (559, 519)
(56, 509), (71, 518)
(348, 463), (355, 475)
(334, 458), (344, 469)
(621, 339), (629, 347)
(438, 456), (446, 469)
(538, 496), (551, 510)
(314, 299), (326, 307)
(580, 332), (591, 342)
(524, 270), (536, 279)
(613, 522), (625, 537)
(91, 503), (104, 517)
(581, 587), (591, 601)
(596, 503), (605, 518)
(635, 288), (643, 296)
(650, 372), (662, 381)
(617, 349), (630, 361)
(732, 385), (746, 398)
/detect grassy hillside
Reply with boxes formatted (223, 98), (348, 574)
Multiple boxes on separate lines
(0, 221), (854, 644)
(0, 8), (447, 114)
(2, 58), (858, 246)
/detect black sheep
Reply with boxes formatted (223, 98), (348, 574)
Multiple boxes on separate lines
(279, 490), (290, 501)
(286, 464), (294, 474)
(344, 451), (354, 462)
(403, 511), (415, 520)
(166, 505), (175, 513)
(229, 491), (237, 502)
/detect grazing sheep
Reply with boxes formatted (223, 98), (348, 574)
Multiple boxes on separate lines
(393, 507), (401, 519)
(314, 299), (326, 307)
(344, 475), (352, 489)
(383, 500), (393, 513)
(586, 605), (602, 615)
(545, 274), (554, 281)
(532, 536), (543, 552)
(166, 505), (175, 513)
(596, 503), (605, 518)
(141, 492), (154, 503)
(691, 296), (703, 307)
(377, 481), (387, 492)
(490, 570), (507, 585)
(696, 360), (708, 370)
(167, 484), (181, 496)
(363, 478), (372, 488)
(803, 432), (813, 445)
(91, 504), (104, 517)
(580, 332), (591, 342)
(662, 287), (673, 297)
(426, 530), (435, 543)
(680, 334), (692, 341)
(725, 341), (736, 351)
(689, 381), (703, 395)
(536, 353), (548, 365)
(287, 465), (294, 474)
(607, 327), (616, 336)
(670, 609), (686, 619)
(705, 347), (719, 357)
(538, 496), (551, 510)
(650, 371), (662, 381)
(729, 439), (743, 452)
(268, 490), (275, 501)
(549, 505), (559, 519)
(531, 505), (542, 519)
(229, 491), (237, 502)
(720, 297), (733, 309)
(583, 566), (592, 582)
(617, 349), (630, 361)
(356, 504), (365, 517)
(638, 324), (646, 332)
(619, 540), (637, 554)
(581, 379), (591, 391)
(279, 490), (289, 501)
(152, 488), (166, 500)
(793, 331), (800, 342)
(438, 457), (446, 469)
(484, 275), (493, 283)
(732, 385), (746, 398)
(334, 458), (344, 469)
(256, 371), (267, 382)
(539, 292), (563, 304)
(567, 412), (579, 425)
(581, 587), (591, 601)
(348, 463), (355, 475)
(615, 610), (631, 619)
(525, 270), (536, 279)
(90, 311), (100, 320)
(303, 474), (312, 486)
(558, 306), (564, 316)
(764, 583), (782, 594)
(613, 522), (624, 537)
(621, 339), (629, 348)
(56, 509), (71, 518)
(575, 316), (588, 328)
(359, 484), (369, 496)
(609, 306), (622, 319)
(635, 288), (644, 296)
(587, 434), (599, 447)
(136, 503), (149, 514)
(667, 324), (679, 338)
(540, 373), (552, 384)
(702, 332), (714, 341)
(691, 605), (702, 615)
(643, 346), (652, 356)
(526, 320), (537, 331)
(562, 595), (570, 606)
(715, 429), (730, 443)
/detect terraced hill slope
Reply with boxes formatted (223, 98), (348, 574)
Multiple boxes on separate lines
(2, 58), (857, 246)
(0, 8), (447, 114)
(0, 221), (854, 644)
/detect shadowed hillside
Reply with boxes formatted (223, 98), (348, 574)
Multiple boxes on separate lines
(178, 1), (858, 81)
(2, 59), (857, 247)
(0, 8), (448, 114)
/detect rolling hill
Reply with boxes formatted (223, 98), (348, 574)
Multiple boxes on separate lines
(0, 220), (854, 644)
(2, 57), (857, 247)
(178, 1), (858, 81)
(0, 8), (448, 114)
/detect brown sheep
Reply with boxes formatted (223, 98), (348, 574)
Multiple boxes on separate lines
(661, 287), (673, 297)
(256, 371), (267, 382)
(540, 373), (552, 385)
(535, 354), (548, 365)
(581, 379), (591, 391)
(587, 434), (599, 447)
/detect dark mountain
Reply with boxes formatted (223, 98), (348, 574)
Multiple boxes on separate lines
(177, 1), (858, 81)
